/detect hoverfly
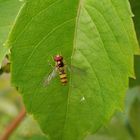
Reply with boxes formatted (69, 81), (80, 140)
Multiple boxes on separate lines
(44, 54), (68, 86)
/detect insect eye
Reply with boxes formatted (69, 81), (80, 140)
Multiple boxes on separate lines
(54, 55), (63, 61)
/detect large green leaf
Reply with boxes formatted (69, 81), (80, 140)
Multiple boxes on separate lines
(7, 0), (139, 139)
(0, 0), (23, 67)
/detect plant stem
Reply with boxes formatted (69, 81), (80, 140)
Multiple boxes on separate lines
(0, 107), (26, 140)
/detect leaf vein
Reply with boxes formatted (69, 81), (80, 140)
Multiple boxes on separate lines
(15, 18), (75, 79)
(12, 0), (61, 44)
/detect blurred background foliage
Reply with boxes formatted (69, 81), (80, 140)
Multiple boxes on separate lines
(0, 74), (48, 140)
(129, 0), (140, 87)
(0, 0), (140, 140)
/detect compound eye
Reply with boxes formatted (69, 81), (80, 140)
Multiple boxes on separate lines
(54, 55), (63, 61)
(60, 56), (63, 60)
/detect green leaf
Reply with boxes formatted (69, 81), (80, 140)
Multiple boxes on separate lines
(7, 0), (139, 139)
(0, 0), (23, 67)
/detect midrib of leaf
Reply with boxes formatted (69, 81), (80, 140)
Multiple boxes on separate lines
(62, 0), (82, 139)
(63, 0), (130, 138)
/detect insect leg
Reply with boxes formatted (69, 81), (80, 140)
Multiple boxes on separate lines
(48, 60), (54, 68)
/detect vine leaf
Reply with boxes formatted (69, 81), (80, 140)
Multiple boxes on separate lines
(7, 0), (140, 139)
(0, 0), (23, 67)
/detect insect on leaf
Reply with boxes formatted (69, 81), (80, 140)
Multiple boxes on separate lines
(7, 0), (140, 139)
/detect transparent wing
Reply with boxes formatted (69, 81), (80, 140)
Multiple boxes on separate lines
(43, 67), (58, 86)
(66, 64), (87, 75)
(63, 59), (87, 75)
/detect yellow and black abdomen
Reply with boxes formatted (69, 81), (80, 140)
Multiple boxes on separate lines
(59, 67), (67, 85)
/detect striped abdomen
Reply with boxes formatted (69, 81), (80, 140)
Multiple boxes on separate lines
(59, 67), (67, 85)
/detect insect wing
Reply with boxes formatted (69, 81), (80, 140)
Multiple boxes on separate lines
(43, 67), (58, 86)
(66, 64), (87, 75)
